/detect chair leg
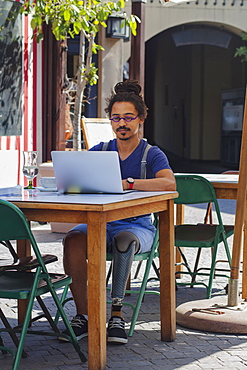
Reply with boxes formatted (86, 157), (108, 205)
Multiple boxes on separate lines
(54, 284), (70, 325)
(191, 202), (213, 285)
(125, 275), (131, 296)
(106, 261), (112, 286)
(152, 260), (160, 279)
(0, 334), (7, 355)
(191, 248), (202, 284)
(12, 271), (41, 370)
(46, 280), (86, 362)
(0, 240), (19, 263)
(36, 296), (60, 332)
(206, 244), (219, 299)
(128, 258), (158, 337)
(134, 259), (159, 280)
(176, 246), (193, 276)
(0, 309), (28, 358)
(134, 261), (143, 279)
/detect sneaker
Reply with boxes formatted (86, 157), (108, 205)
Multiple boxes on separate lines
(107, 316), (128, 344)
(59, 314), (88, 342)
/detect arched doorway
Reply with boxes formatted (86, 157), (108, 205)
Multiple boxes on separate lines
(144, 22), (247, 170)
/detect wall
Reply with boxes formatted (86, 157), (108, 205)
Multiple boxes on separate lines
(0, 7), (42, 186)
(145, 0), (247, 42)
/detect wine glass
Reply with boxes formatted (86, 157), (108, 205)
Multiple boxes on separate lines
(22, 151), (38, 189)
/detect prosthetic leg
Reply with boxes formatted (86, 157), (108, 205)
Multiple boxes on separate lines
(111, 231), (140, 304)
(108, 231), (140, 343)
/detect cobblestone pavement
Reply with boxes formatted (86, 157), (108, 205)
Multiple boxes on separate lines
(1, 200), (247, 369)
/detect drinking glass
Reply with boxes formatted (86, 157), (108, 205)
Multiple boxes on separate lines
(22, 151), (38, 189)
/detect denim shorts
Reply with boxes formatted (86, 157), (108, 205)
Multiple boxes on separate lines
(70, 215), (156, 254)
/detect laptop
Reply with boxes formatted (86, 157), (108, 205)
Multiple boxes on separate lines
(51, 151), (133, 194)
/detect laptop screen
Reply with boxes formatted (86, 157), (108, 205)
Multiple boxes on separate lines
(51, 151), (127, 194)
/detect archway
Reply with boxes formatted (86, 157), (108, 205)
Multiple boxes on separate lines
(144, 22), (247, 169)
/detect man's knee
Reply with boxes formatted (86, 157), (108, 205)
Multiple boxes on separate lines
(113, 231), (139, 253)
(63, 230), (87, 253)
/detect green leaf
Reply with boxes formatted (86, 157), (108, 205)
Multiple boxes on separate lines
(52, 20), (59, 29)
(53, 28), (60, 40)
(35, 15), (43, 26)
(74, 21), (82, 34)
(93, 43), (104, 51)
(64, 10), (71, 21)
(81, 18), (89, 31)
(98, 10), (105, 22)
(30, 19), (36, 30)
(117, 0), (125, 8)
(36, 33), (44, 43)
(241, 32), (247, 41)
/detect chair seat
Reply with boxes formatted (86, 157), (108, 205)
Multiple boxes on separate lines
(0, 254), (57, 271)
(175, 224), (234, 246)
(0, 271), (71, 299)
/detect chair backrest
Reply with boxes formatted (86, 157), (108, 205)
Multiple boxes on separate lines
(0, 200), (32, 241)
(81, 117), (114, 149)
(174, 175), (223, 225)
(175, 175), (217, 205)
(0, 199), (47, 270)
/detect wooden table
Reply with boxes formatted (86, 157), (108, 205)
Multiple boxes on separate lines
(175, 173), (247, 299)
(4, 189), (177, 370)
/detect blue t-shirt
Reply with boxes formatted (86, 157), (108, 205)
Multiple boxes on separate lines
(89, 139), (171, 179)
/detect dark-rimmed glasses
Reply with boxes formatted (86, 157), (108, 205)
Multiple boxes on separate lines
(109, 115), (138, 123)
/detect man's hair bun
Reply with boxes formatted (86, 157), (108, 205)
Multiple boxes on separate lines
(114, 80), (141, 96)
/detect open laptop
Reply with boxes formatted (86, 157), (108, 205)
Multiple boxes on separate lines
(51, 151), (133, 194)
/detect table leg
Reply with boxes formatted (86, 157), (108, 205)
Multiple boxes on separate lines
(159, 200), (176, 341)
(242, 211), (247, 299)
(17, 239), (31, 324)
(87, 212), (107, 369)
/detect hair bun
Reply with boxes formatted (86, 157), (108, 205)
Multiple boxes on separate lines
(114, 80), (142, 96)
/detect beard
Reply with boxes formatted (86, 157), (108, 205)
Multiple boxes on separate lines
(119, 136), (131, 141)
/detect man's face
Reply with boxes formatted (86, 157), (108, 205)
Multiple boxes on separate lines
(110, 101), (144, 141)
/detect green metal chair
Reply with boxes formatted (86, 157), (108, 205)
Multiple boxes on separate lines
(0, 199), (86, 369)
(190, 170), (239, 285)
(174, 174), (234, 298)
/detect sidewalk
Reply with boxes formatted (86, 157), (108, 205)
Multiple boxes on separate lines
(1, 201), (247, 369)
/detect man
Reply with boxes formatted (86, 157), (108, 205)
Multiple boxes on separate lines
(60, 80), (176, 344)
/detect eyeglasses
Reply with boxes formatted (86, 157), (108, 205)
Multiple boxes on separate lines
(109, 115), (139, 123)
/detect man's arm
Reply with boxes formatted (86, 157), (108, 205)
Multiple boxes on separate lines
(122, 169), (176, 191)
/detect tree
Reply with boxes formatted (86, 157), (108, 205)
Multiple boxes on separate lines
(21, 0), (140, 150)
